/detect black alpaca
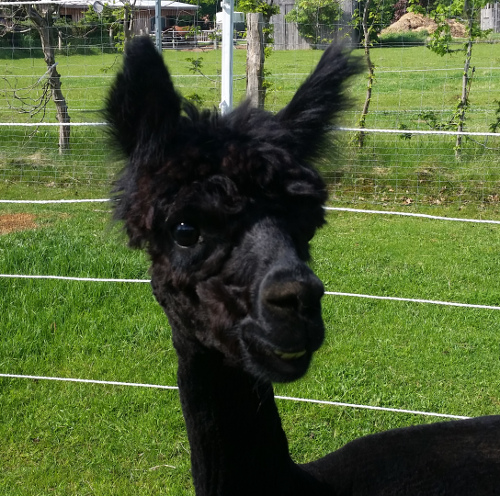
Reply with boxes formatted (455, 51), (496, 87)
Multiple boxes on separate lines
(106, 37), (500, 495)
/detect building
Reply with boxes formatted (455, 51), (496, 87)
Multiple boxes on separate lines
(481, 3), (500, 32)
(57, 0), (198, 35)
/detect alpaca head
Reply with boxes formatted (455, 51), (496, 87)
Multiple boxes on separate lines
(106, 37), (357, 382)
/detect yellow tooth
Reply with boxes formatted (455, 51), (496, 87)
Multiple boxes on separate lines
(274, 349), (307, 360)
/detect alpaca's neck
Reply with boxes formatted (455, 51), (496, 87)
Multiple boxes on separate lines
(175, 340), (326, 496)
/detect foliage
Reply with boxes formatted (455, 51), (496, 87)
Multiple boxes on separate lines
(81, 3), (116, 27)
(186, 92), (205, 106)
(378, 30), (428, 45)
(352, 0), (395, 44)
(409, 0), (489, 56)
(185, 55), (219, 85)
(408, 0), (490, 157)
(397, 123), (412, 139)
(349, 0), (395, 146)
(237, 0), (278, 57)
(392, 0), (409, 22)
(184, 56), (218, 103)
(489, 100), (500, 134)
(80, 5), (125, 50)
(418, 110), (458, 131)
(184, 0), (218, 19)
(285, 0), (342, 46)
(237, 0), (279, 22)
(401, 0), (439, 17)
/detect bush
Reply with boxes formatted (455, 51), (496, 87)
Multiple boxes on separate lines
(378, 30), (429, 46)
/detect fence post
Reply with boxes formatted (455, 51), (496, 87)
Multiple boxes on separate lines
(220, 0), (234, 115)
(155, 0), (162, 52)
(246, 13), (265, 109)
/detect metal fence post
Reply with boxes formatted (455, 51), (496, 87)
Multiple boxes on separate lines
(220, 0), (234, 115)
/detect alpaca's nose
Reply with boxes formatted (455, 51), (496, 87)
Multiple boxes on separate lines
(261, 267), (324, 316)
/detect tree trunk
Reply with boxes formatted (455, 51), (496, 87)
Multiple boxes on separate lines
(455, 19), (474, 159)
(28, 6), (71, 154)
(246, 13), (265, 109)
(356, 0), (374, 148)
(123, 3), (134, 44)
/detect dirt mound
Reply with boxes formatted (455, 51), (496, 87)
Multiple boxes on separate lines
(0, 213), (37, 234)
(382, 12), (466, 38)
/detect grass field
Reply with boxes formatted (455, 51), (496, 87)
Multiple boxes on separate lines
(1, 38), (500, 494)
(1, 201), (499, 494)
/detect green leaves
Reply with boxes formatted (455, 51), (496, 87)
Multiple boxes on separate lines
(237, 0), (279, 21)
(285, 0), (342, 46)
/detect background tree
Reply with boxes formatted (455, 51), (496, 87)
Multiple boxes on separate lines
(237, 0), (279, 23)
(392, 0), (439, 22)
(120, 0), (136, 46)
(24, 4), (71, 153)
(285, 0), (342, 47)
(409, 0), (490, 158)
(84, 0), (137, 49)
(237, 0), (279, 105)
(238, 0), (279, 55)
(81, 3), (124, 49)
(351, 0), (394, 146)
(185, 0), (218, 20)
(0, 0), (139, 154)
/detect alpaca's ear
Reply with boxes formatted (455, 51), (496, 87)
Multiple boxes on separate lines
(105, 37), (181, 157)
(275, 43), (361, 162)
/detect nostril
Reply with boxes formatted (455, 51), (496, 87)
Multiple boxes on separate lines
(262, 277), (323, 314)
(265, 289), (300, 311)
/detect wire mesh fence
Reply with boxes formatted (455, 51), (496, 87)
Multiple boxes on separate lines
(1, 0), (499, 205)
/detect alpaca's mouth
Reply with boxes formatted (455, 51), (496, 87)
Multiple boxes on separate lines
(238, 318), (318, 381)
(273, 349), (307, 360)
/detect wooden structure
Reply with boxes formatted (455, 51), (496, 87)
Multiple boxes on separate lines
(269, 0), (355, 50)
(270, 1), (309, 50)
(481, 3), (500, 32)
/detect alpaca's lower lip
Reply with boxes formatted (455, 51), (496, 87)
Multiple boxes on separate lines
(273, 349), (307, 360)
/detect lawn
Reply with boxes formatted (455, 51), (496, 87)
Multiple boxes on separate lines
(0, 202), (499, 494)
(1, 37), (500, 494)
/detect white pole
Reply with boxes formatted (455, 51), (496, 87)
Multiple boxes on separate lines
(219, 0), (234, 115)
(155, 0), (162, 52)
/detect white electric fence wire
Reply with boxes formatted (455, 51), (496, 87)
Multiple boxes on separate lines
(0, 373), (178, 390)
(2, 200), (500, 228)
(336, 127), (500, 137)
(376, 67), (500, 73)
(1, 274), (499, 310)
(325, 207), (500, 225)
(0, 122), (106, 126)
(0, 373), (470, 420)
(0, 274), (149, 283)
(324, 292), (500, 311)
(273, 395), (470, 420)
(1, 122), (498, 137)
(0, 199), (109, 204)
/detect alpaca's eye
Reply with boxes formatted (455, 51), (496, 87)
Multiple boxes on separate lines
(172, 223), (200, 247)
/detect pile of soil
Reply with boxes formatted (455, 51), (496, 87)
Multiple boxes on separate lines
(381, 12), (466, 38)
(0, 213), (37, 234)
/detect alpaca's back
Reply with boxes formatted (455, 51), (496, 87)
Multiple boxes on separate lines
(304, 414), (500, 495)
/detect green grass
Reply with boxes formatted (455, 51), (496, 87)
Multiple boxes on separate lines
(1, 203), (499, 493)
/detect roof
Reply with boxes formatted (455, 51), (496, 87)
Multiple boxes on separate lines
(59, 0), (198, 10)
